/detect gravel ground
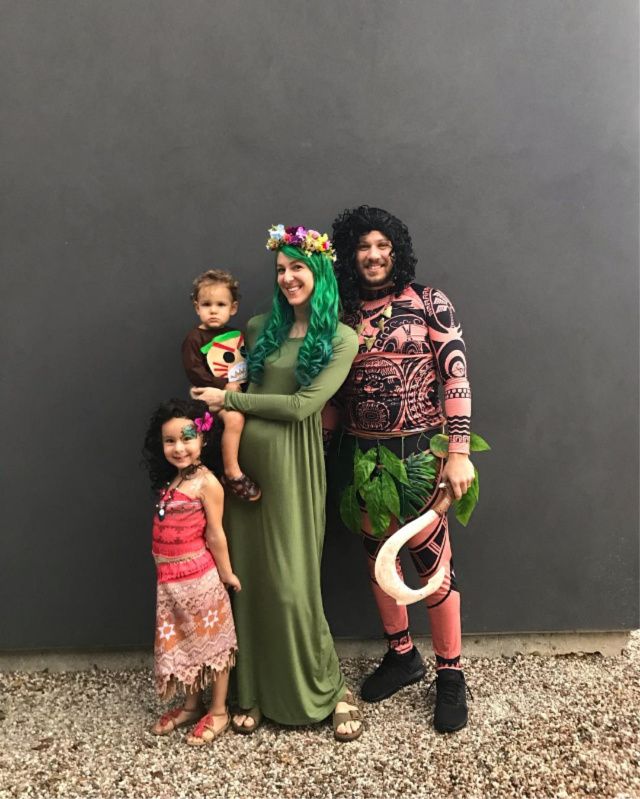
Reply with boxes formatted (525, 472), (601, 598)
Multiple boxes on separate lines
(1, 633), (639, 799)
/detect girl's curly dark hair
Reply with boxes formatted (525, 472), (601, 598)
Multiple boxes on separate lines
(142, 398), (220, 490)
(331, 206), (417, 313)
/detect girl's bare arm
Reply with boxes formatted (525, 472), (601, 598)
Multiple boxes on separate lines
(200, 474), (241, 592)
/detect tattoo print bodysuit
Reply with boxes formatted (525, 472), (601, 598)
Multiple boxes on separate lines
(335, 282), (472, 668)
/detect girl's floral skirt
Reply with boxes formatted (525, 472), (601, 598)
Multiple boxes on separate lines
(154, 564), (237, 699)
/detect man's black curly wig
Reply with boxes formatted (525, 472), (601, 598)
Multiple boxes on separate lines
(331, 206), (417, 312)
(142, 398), (220, 490)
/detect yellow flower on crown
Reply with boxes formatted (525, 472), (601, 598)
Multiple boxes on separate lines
(266, 225), (336, 261)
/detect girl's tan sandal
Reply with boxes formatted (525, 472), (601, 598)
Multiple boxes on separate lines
(151, 704), (204, 735)
(185, 711), (230, 745)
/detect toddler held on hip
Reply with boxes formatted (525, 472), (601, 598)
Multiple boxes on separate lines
(142, 398), (240, 745)
(181, 269), (261, 502)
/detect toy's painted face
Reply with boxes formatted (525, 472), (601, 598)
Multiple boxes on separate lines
(204, 330), (248, 383)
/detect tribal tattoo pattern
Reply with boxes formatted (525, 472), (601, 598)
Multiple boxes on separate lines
(339, 284), (471, 451)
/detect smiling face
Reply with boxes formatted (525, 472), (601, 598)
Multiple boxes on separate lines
(354, 229), (394, 288)
(194, 282), (238, 330)
(161, 417), (203, 472)
(276, 252), (315, 308)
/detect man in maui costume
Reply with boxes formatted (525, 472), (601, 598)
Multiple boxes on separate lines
(328, 206), (475, 733)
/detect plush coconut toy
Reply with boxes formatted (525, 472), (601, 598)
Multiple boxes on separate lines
(200, 329), (248, 384)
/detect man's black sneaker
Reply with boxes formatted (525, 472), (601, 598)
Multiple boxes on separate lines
(431, 668), (469, 733)
(360, 646), (427, 702)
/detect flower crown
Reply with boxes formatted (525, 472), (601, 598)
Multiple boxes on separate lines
(266, 225), (336, 261)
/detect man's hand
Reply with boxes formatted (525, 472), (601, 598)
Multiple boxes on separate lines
(442, 452), (475, 500)
(191, 386), (225, 411)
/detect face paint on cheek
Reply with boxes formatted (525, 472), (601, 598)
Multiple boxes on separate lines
(182, 424), (198, 440)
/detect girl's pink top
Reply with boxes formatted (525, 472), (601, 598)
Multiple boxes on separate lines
(152, 489), (215, 584)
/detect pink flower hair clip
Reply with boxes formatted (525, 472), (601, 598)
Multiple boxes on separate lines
(194, 412), (214, 433)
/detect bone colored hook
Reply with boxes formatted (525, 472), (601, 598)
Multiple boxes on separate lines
(374, 483), (453, 606)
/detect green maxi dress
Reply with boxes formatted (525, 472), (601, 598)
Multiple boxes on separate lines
(223, 314), (358, 725)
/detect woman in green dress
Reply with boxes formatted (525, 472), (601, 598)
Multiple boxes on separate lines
(192, 225), (362, 741)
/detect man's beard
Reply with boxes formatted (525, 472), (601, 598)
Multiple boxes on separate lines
(359, 263), (394, 288)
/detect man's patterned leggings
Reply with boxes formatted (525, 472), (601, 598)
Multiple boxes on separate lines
(352, 432), (462, 670)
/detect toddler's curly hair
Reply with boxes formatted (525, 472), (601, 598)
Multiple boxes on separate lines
(191, 269), (240, 303)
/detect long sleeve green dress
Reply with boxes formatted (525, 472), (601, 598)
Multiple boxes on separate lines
(223, 314), (358, 724)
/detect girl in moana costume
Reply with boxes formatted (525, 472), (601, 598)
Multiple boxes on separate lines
(142, 398), (239, 745)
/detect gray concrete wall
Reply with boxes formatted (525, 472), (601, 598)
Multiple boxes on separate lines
(1, 0), (638, 649)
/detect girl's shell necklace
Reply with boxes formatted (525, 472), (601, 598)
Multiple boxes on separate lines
(156, 462), (203, 520)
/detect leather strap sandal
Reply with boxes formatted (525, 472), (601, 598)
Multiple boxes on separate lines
(185, 711), (230, 745)
(151, 704), (204, 735)
(332, 690), (364, 742)
(222, 474), (262, 502)
(231, 706), (262, 735)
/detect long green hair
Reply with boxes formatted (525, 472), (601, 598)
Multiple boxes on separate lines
(248, 244), (339, 386)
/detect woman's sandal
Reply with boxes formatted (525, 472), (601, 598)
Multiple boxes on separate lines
(222, 474), (262, 502)
(230, 706), (262, 735)
(151, 704), (204, 735)
(185, 711), (230, 746)
(332, 690), (364, 743)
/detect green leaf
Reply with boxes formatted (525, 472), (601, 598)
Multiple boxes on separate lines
(379, 471), (400, 518)
(398, 489), (425, 522)
(363, 448), (378, 463)
(339, 485), (362, 534)
(359, 474), (375, 499)
(430, 433), (449, 458)
(398, 451), (438, 521)
(453, 467), (479, 527)
(354, 457), (376, 492)
(371, 508), (391, 537)
(363, 477), (391, 537)
(470, 432), (491, 452)
(377, 445), (409, 485)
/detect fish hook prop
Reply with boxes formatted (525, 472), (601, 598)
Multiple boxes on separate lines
(374, 483), (454, 606)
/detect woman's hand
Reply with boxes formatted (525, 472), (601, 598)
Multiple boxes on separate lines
(442, 452), (475, 500)
(220, 572), (242, 592)
(191, 386), (225, 411)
